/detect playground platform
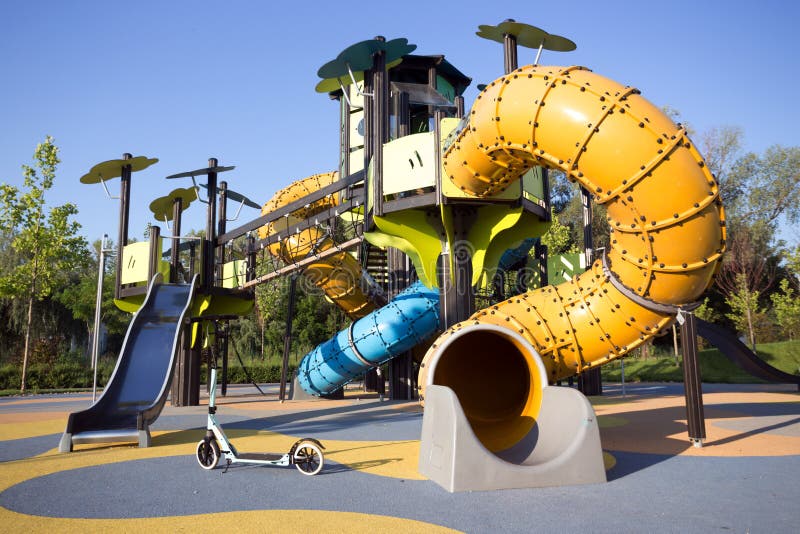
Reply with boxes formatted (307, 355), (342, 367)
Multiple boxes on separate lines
(1, 382), (798, 533)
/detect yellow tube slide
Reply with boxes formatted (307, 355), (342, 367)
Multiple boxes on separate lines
(419, 65), (726, 452)
(259, 172), (374, 319)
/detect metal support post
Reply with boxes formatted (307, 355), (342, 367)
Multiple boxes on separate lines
(502, 23), (519, 74)
(115, 153), (132, 299)
(387, 248), (413, 400)
(246, 234), (256, 282)
(170, 197), (183, 282)
(579, 187), (602, 395)
(217, 181), (228, 279)
(148, 225), (161, 282)
(279, 275), (298, 402)
(91, 234), (113, 402)
(220, 323), (229, 397)
(371, 36), (388, 218)
(453, 207), (476, 322)
(205, 157), (218, 291)
(679, 311), (706, 446)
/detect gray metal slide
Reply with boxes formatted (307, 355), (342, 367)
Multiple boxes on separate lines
(696, 318), (800, 386)
(59, 273), (198, 452)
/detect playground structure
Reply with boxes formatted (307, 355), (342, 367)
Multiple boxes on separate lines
(61, 19), (798, 491)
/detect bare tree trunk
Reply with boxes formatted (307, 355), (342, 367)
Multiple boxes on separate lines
(21, 295), (34, 393)
(672, 324), (680, 361)
(641, 339), (650, 359)
(746, 306), (756, 352)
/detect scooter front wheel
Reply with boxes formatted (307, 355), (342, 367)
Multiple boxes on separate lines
(294, 441), (324, 476)
(196, 439), (220, 470)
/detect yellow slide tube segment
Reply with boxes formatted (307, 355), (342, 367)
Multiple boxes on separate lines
(259, 172), (374, 319)
(420, 65), (726, 452)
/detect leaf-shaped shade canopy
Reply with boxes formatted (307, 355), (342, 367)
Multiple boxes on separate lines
(79, 156), (158, 184)
(315, 57), (403, 94)
(149, 187), (198, 222)
(316, 37), (416, 80)
(476, 21), (576, 52)
(198, 183), (260, 209)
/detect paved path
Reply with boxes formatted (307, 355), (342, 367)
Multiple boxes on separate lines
(0, 383), (798, 533)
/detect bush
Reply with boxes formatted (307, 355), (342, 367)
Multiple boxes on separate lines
(0, 361), (115, 391)
(200, 364), (296, 385)
(0, 359), (296, 392)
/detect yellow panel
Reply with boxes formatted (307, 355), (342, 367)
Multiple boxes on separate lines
(120, 242), (152, 285)
(349, 147), (365, 175)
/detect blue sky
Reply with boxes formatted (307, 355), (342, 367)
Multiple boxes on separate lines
(1, 0), (798, 246)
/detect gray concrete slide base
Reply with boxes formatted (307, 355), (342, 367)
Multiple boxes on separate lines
(290, 373), (344, 401)
(290, 374), (317, 401)
(419, 385), (607, 492)
(58, 433), (72, 453)
(57, 428), (151, 452)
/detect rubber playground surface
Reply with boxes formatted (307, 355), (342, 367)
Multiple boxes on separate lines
(1, 382), (798, 533)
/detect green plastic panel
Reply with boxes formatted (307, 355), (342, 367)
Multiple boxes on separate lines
(222, 260), (246, 289)
(366, 211), (443, 288)
(436, 75), (455, 103)
(471, 208), (549, 287)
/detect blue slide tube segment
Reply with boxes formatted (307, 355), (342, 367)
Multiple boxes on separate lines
(297, 281), (440, 396)
(498, 237), (537, 271)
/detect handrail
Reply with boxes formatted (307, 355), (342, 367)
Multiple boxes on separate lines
(217, 170), (365, 244)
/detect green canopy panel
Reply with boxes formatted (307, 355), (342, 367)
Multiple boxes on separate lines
(199, 183), (260, 209)
(149, 187), (198, 222)
(316, 37), (416, 80)
(476, 20), (576, 52)
(165, 165), (235, 180)
(315, 58), (403, 94)
(79, 156), (158, 184)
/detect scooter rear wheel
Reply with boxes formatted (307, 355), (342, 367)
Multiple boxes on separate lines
(196, 439), (220, 470)
(294, 441), (324, 476)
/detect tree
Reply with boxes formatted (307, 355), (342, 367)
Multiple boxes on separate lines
(539, 209), (578, 256)
(770, 279), (800, 341)
(55, 238), (130, 355)
(724, 273), (766, 350)
(0, 137), (88, 392)
(725, 145), (800, 229)
(715, 223), (777, 349)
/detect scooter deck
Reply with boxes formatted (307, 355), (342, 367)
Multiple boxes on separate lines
(236, 452), (286, 462)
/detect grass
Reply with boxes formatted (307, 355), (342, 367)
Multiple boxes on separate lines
(601, 339), (800, 383)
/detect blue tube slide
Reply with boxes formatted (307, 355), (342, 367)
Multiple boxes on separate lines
(297, 280), (440, 396)
(498, 237), (537, 271)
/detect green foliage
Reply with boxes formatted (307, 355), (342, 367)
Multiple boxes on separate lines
(601, 339), (800, 383)
(724, 273), (763, 349)
(726, 145), (800, 228)
(0, 361), (115, 391)
(539, 209), (578, 255)
(771, 279), (800, 340)
(0, 137), (88, 300)
(694, 297), (720, 323)
(0, 137), (89, 391)
(55, 238), (130, 339)
(199, 363), (296, 385)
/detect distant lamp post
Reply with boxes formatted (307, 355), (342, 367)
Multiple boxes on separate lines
(92, 234), (116, 402)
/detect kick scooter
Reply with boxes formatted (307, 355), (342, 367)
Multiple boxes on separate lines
(195, 348), (324, 475)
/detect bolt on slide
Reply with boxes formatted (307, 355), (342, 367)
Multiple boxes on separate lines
(419, 65), (726, 453)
